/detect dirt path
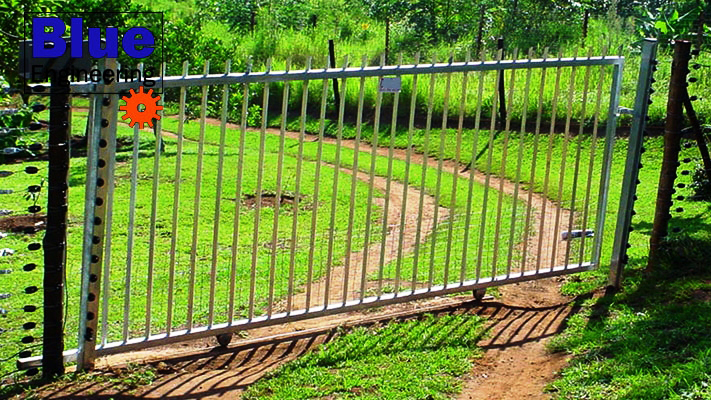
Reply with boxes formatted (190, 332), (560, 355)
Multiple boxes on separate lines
(38, 109), (581, 399)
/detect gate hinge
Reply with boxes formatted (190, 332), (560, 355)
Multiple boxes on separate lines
(618, 107), (634, 115)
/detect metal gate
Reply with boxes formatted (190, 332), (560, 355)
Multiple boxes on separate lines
(18, 40), (657, 370)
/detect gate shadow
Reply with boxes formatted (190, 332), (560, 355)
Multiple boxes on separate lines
(37, 296), (588, 399)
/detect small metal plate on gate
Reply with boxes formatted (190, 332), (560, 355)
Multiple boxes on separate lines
(379, 77), (401, 93)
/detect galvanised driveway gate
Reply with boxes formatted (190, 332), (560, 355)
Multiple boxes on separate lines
(19, 40), (657, 370)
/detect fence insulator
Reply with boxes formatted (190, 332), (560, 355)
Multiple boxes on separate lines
(28, 123), (43, 131)
(18, 350), (31, 358)
(676, 207), (684, 213)
(0, 293), (10, 300)
(27, 243), (41, 251)
(677, 195), (685, 201)
(23, 305), (36, 312)
(684, 142), (693, 148)
(27, 185), (41, 193)
(689, 96), (698, 101)
(673, 227), (682, 233)
(23, 264), (36, 272)
(28, 206), (41, 213)
(28, 143), (42, 152)
(24, 166), (38, 174)
(0, 269), (11, 275)
(683, 158), (692, 163)
(24, 286), (38, 295)
(689, 77), (698, 83)
(30, 103), (46, 113)
(0, 171), (14, 178)
(681, 170), (690, 175)
(693, 64), (701, 70)
(20, 336), (33, 344)
(677, 183), (686, 188)
(641, 147), (646, 153)
(22, 322), (36, 330)
(629, 226), (635, 232)
(0, 189), (14, 194)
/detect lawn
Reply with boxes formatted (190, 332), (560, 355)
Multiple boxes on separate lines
(0, 98), (527, 378)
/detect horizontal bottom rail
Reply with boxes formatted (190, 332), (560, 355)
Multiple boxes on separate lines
(18, 262), (593, 370)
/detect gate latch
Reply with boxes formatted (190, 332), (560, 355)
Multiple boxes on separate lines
(618, 107), (634, 115)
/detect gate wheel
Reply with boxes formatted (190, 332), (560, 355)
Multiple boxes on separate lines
(216, 333), (233, 348)
(473, 289), (487, 301)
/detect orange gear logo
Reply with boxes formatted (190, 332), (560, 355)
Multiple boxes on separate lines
(120, 86), (163, 129)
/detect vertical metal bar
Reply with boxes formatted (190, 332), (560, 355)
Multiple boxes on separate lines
(360, 55), (385, 300)
(609, 39), (657, 286)
(288, 58), (311, 313)
(343, 56), (367, 303)
(306, 75), (330, 309)
(476, 49), (502, 280)
(268, 60), (290, 317)
(167, 61), (189, 334)
(460, 51), (487, 283)
(78, 58), (116, 370)
(506, 48), (533, 275)
(377, 55), (402, 296)
(187, 60), (210, 329)
(520, 48), (549, 272)
(325, 57), (348, 307)
(122, 73), (143, 341)
(101, 93), (119, 347)
(249, 59), (271, 319)
(592, 59), (624, 266)
(422, 56), (439, 290)
(551, 48), (579, 268)
(396, 52), (420, 294)
(209, 60), (231, 326)
(579, 46), (609, 268)
(229, 62), (252, 322)
(535, 50), (564, 274)
(442, 54), (459, 287)
(563, 50), (593, 269)
(145, 65), (164, 337)
(493, 48), (518, 278)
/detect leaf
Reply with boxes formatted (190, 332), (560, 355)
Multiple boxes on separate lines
(671, 9), (679, 21)
(655, 20), (668, 34)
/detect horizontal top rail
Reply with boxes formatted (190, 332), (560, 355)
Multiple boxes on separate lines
(51, 55), (624, 94)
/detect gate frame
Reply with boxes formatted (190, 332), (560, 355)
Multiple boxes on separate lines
(16, 46), (663, 370)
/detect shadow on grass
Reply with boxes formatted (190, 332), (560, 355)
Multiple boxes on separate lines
(7, 295), (592, 399)
(548, 234), (711, 398)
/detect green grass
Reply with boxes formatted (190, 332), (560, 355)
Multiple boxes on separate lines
(0, 106), (527, 379)
(546, 235), (711, 399)
(242, 313), (488, 399)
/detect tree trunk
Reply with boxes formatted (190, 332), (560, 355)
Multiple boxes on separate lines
(648, 41), (691, 271)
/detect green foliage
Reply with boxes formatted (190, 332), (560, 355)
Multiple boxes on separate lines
(548, 235), (711, 399)
(690, 162), (711, 201)
(633, 1), (709, 46)
(243, 314), (487, 399)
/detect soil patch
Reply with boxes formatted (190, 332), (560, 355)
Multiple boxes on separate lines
(241, 191), (307, 209)
(0, 214), (46, 233)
